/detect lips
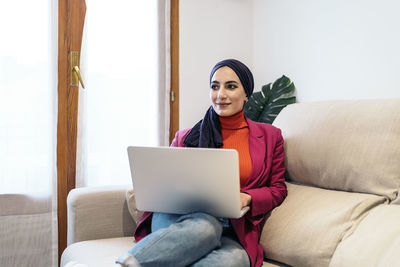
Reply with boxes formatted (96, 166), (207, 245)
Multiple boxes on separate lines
(216, 103), (231, 107)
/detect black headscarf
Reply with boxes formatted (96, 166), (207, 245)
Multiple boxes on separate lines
(183, 59), (254, 148)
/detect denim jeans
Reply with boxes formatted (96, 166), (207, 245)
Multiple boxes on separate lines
(116, 212), (250, 267)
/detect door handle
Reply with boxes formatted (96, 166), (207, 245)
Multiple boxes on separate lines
(71, 51), (85, 89)
(72, 66), (85, 89)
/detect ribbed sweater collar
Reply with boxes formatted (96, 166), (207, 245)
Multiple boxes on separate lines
(219, 109), (248, 130)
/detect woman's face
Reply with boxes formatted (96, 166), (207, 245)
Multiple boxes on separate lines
(210, 66), (248, 117)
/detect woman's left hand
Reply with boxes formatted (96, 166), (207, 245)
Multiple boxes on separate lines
(240, 193), (252, 209)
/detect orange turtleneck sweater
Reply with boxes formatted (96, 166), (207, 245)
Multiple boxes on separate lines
(219, 109), (252, 188)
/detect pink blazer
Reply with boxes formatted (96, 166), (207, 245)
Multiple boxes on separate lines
(134, 118), (287, 267)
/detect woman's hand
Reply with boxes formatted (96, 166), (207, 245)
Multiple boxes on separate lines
(240, 193), (252, 209)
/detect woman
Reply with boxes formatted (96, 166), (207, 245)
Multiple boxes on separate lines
(117, 59), (287, 267)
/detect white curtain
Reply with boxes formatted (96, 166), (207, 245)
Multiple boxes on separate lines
(77, 0), (170, 187)
(158, 0), (172, 147)
(0, 0), (58, 266)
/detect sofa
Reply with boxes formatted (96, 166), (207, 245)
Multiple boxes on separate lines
(61, 98), (400, 267)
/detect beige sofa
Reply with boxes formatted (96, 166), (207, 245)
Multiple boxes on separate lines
(61, 99), (400, 267)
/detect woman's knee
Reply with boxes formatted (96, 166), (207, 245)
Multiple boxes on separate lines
(228, 248), (250, 267)
(189, 237), (250, 267)
(220, 237), (250, 267)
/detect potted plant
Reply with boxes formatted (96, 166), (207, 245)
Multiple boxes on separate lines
(244, 75), (296, 124)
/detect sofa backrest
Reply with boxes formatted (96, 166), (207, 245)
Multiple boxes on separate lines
(273, 98), (400, 201)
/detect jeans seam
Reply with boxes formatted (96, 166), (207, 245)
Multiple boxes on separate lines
(134, 225), (177, 259)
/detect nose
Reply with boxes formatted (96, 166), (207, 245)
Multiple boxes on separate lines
(217, 88), (227, 99)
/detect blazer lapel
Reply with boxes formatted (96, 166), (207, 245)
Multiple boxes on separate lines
(246, 119), (266, 185)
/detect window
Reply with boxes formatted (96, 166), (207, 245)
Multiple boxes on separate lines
(81, 0), (159, 187)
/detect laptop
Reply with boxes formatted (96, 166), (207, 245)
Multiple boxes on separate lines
(127, 146), (250, 218)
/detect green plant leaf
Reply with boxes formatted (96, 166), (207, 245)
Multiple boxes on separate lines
(244, 75), (296, 124)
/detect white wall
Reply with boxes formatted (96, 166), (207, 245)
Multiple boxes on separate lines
(180, 0), (400, 129)
(179, 0), (253, 129)
(254, 0), (400, 102)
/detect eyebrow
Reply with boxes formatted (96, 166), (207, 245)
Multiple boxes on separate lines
(210, 80), (239, 84)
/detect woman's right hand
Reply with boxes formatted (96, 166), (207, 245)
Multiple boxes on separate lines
(240, 192), (251, 209)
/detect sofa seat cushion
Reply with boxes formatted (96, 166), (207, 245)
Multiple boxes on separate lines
(61, 237), (135, 267)
(61, 236), (289, 267)
(329, 205), (400, 267)
(273, 99), (400, 200)
(262, 259), (291, 266)
(260, 182), (386, 267)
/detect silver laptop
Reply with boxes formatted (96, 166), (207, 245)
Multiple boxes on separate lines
(127, 146), (249, 218)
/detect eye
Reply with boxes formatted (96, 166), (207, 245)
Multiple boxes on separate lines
(227, 84), (238, 90)
(210, 84), (219, 90)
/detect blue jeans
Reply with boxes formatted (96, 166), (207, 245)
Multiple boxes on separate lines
(116, 212), (250, 267)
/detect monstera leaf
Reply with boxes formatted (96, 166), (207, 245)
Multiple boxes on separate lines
(244, 75), (296, 124)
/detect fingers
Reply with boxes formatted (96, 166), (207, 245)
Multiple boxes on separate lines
(240, 193), (251, 208)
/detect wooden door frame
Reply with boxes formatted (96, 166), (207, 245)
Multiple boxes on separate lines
(57, 0), (86, 260)
(170, 0), (179, 144)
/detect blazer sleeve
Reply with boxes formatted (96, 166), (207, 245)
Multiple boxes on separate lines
(170, 128), (191, 147)
(243, 130), (287, 219)
(170, 131), (180, 147)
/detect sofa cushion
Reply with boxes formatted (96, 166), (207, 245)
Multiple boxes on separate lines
(329, 205), (400, 267)
(262, 259), (291, 267)
(273, 99), (400, 200)
(260, 182), (386, 267)
(61, 237), (135, 267)
(61, 237), (289, 267)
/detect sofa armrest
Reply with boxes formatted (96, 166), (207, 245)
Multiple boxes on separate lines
(67, 185), (136, 245)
